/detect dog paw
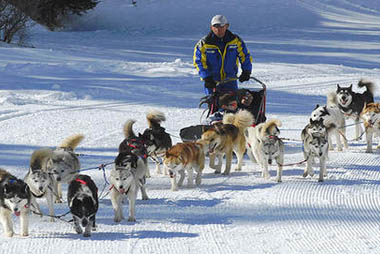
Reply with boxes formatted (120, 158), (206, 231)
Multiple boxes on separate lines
(114, 216), (122, 223)
(49, 217), (55, 222)
(142, 195), (149, 200)
(221, 172), (230, 176)
(83, 232), (91, 237)
(128, 217), (136, 222)
(276, 178), (282, 183)
(338, 147), (343, 151)
(234, 167), (241, 172)
(318, 178), (324, 182)
(75, 226), (83, 234)
(214, 170), (221, 174)
(365, 150), (373, 153)
(54, 199), (63, 204)
(4, 231), (14, 237)
(302, 172), (308, 178)
(21, 232), (29, 237)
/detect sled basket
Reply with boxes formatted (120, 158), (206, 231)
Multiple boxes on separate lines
(180, 77), (267, 142)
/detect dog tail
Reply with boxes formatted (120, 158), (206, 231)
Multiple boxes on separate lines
(260, 119), (282, 137)
(146, 110), (166, 128)
(358, 79), (376, 95)
(327, 92), (338, 106)
(30, 148), (54, 170)
(123, 119), (137, 139)
(59, 134), (84, 151)
(223, 110), (254, 132)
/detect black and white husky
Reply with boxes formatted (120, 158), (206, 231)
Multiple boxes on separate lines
(302, 134), (329, 182)
(141, 110), (172, 176)
(109, 153), (142, 222)
(310, 104), (347, 151)
(30, 134), (84, 203)
(118, 120), (150, 200)
(0, 168), (31, 237)
(67, 174), (98, 237)
(331, 79), (375, 140)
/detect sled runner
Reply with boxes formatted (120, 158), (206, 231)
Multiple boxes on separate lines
(180, 77), (267, 142)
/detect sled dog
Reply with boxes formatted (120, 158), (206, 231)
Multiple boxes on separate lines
(310, 104), (347, 151)
(24, 166), (56, 222)
(142, 110), (172, 176)
(301, 118), (328, 139)
(361, 102), (380, 153)
(302, 134), (329, 182)
(330, 79), (375, 140)
(29, 134), (84, 203)
(0, 168), (31, 237)
(163, 141), (206, 191)
(245, 119), (284, 182)
(118, 120), (150, 200)
(109, 153), (141, 222)
(67, 174), (98, 237)
(201, 110), (253, 175)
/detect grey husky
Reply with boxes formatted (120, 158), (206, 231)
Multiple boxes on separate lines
(24, 168), (57, 222)
(0, 168), (31, 237)
(302, 134), (329, 182)
(30, 134), (84, 203)
(109, 153), (142, 223)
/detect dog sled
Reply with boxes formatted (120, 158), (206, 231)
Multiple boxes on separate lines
(180, 77), (267, 142)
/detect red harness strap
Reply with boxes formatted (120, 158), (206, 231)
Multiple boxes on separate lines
(75, 178), (87, 185)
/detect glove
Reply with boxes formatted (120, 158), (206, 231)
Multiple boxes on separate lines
(239, 70), (251, 83)
(204, 76), (217, 89)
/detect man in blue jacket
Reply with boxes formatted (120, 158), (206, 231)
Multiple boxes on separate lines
(194, 15), (253, 95)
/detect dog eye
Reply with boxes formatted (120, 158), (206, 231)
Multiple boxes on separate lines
(122, 178), (127, 181)
(115, 178), (119, 181)
(61, 170), (65, 172)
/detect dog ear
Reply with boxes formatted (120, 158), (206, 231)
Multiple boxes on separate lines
(337, 84), (341, 90)
(314, 104), (319, 110)
(363, 102), (367, 111)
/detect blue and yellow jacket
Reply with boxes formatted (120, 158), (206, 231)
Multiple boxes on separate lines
(193, 30), (252, 84)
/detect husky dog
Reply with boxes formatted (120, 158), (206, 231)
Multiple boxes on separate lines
(331, 80), (375, 140)
(0, 168), (31, 237)
(201, 110), (253, 175)
(301, 118), (328, 139)
(109, 153), (141, 222)
(245, 119), (284, 182)
(302, 134), (329, 182)
(361, 103), (380, 153)
(141, 110), (172, 176)
(310, 104), (347, 151)
(67, 174), (98, 237)
(30, 134), (84, 203)
(24, 168), (56, 222)
(118, 120), (149, 200)
(163, 141), (206, 191)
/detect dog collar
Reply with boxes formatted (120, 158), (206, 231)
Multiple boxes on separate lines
(32, 191), (45, 198)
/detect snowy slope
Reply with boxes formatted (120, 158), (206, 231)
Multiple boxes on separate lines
(0, 0), (380, 253)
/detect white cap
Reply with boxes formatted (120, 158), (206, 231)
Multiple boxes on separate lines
(211, 15), (228, 26)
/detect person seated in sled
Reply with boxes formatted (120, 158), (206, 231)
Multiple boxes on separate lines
(208, 93), (238, 125)
(193, 14), (252, 95)
(236, 88), (266, 125)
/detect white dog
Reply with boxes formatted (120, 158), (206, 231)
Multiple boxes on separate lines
(245, 119), (284, 182)
(109, 153), (144, 222)
(310, 104), (347, 151)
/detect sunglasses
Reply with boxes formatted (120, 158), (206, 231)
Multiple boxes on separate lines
(212, 24), (226, 28)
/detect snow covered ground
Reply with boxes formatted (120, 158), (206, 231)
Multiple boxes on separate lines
(0, 0), (380, 253)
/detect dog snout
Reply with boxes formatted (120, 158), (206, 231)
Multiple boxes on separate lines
(39, 186), (44, 191)
(81, 218), (88, 227)
(268, 159), (272, 165)
(319, 152), (323, 156)
(119, 185), (123, 189)
(56, 177), (61, 181)
(13, 207), (18, 212)
(169, 170), (175, 178)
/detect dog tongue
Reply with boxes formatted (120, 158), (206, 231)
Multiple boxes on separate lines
(119, 188), (125, 194)
(14, 211), (20, 216)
